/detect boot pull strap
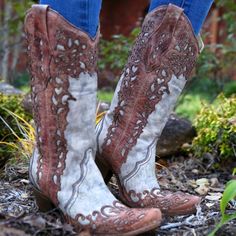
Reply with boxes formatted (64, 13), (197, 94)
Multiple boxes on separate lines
(30, 5), (51, 79)
(159, 4), (184, 35)
(31, 4), (49, 41)
(165, 4), (200, 53)
(166, 3), (184, 18)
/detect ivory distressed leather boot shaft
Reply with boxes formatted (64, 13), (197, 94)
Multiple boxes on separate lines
(25, 5), (162, 235)
(96, 4), (201, 216)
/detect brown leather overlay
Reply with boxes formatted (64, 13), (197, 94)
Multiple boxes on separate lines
(25, 5), (163, 235)
(120, 186), (200, 216)
(68, 200), (161, 234)
(101, 4), (199, 174)
(24, 5), (99, 205)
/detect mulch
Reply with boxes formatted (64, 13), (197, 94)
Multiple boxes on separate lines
(0, 155), (235, 236)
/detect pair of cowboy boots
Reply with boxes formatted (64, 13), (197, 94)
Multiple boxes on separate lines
(25, 3), (201, 235)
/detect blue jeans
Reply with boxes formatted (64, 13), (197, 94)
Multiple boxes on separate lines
(149, 0), (214, 35)
(39, 0), (213, 37)
(40, 0), (102, 38)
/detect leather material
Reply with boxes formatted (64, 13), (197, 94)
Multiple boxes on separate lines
(96, 4), (201, 216)
(25, 5), (162, 235)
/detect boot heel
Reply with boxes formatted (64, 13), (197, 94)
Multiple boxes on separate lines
(95, 156), (113, 184)
(32, 187), (55, 212)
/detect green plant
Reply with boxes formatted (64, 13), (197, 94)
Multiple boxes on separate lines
(175, 77), (236, 121)
(192, 94), (236, 159)
(8, 1), (34, 34)
(197, 0), (236, 83)
(97, 90), (113, 103)
(233, 168), (236, 176)
(175, 94), (206, 121)
(13, 72), (30, 93)
(0, 108), (35, 162)
(98, 28), (141, 71)
(223, 81), (236, 98)
(0, 93), (32, 159)
(208, 179), (236, 236)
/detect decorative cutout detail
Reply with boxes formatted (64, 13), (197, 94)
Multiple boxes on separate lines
(25, 6), (98, 204)
(122, 188), (195, 215)
(69, 201), (152, 233)
(101, 5), (199, 174)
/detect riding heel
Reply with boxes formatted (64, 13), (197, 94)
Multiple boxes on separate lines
(95, 156), (113, 184)
(32, 187), (55, 212)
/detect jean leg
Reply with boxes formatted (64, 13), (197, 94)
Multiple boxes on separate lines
(149, 0), (184, 12)
(39, 0), (102, 38)
(149, 0), (213, 35)
(183, 0), (214, 35)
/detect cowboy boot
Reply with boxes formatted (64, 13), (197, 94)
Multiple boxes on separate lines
(96, 4), (202, 216)
(25, 5), (162, 235)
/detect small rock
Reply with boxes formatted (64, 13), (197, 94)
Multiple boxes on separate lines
(195, 185), (209, 195)
(0, 82), (23, 95)
(97, 102), (110, 114)
(196, 178), (210, 186)
(156, 113), (196, 157)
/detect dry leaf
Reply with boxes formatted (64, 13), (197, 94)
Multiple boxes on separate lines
(210, 178), (220, 187)
(195, 185), (209, 195)
(191, 169), (199, 174)
(205, 192), (222, 201)
(196, 178), (210, 186)
(206, 202), (215, 208)
(188, 180), (197, 188)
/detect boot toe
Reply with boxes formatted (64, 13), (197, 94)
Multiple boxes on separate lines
(162, 192), (201, 216)
(96, 207), (162, 236)
(127, 208), (162, 235)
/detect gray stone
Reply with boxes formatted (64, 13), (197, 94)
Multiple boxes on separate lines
(97, 101), (110, 114)
(156, 113), (196, 157)
(0, 82), (23, 95)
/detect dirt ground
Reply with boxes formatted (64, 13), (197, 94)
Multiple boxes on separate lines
(0, 155), (236, 236)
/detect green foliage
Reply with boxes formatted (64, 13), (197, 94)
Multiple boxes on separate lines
(223, 81), (236, 98)
(216, 0), (236, 34)
(208, 179), (236, 236)
(175, 77), (236, 121)
(0, 93), (32, 158)
(97, 90), (114, 103)
(197, 0), (236, 82)
(233, 168), (236, 176)
(192, 94), (236, 159)
(98, 28), (141, 71)
(175, 77), (219, 120)
(176, 94), (206, 121)
(4, 0), (34, 36)
(13, 73), (31, 93)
